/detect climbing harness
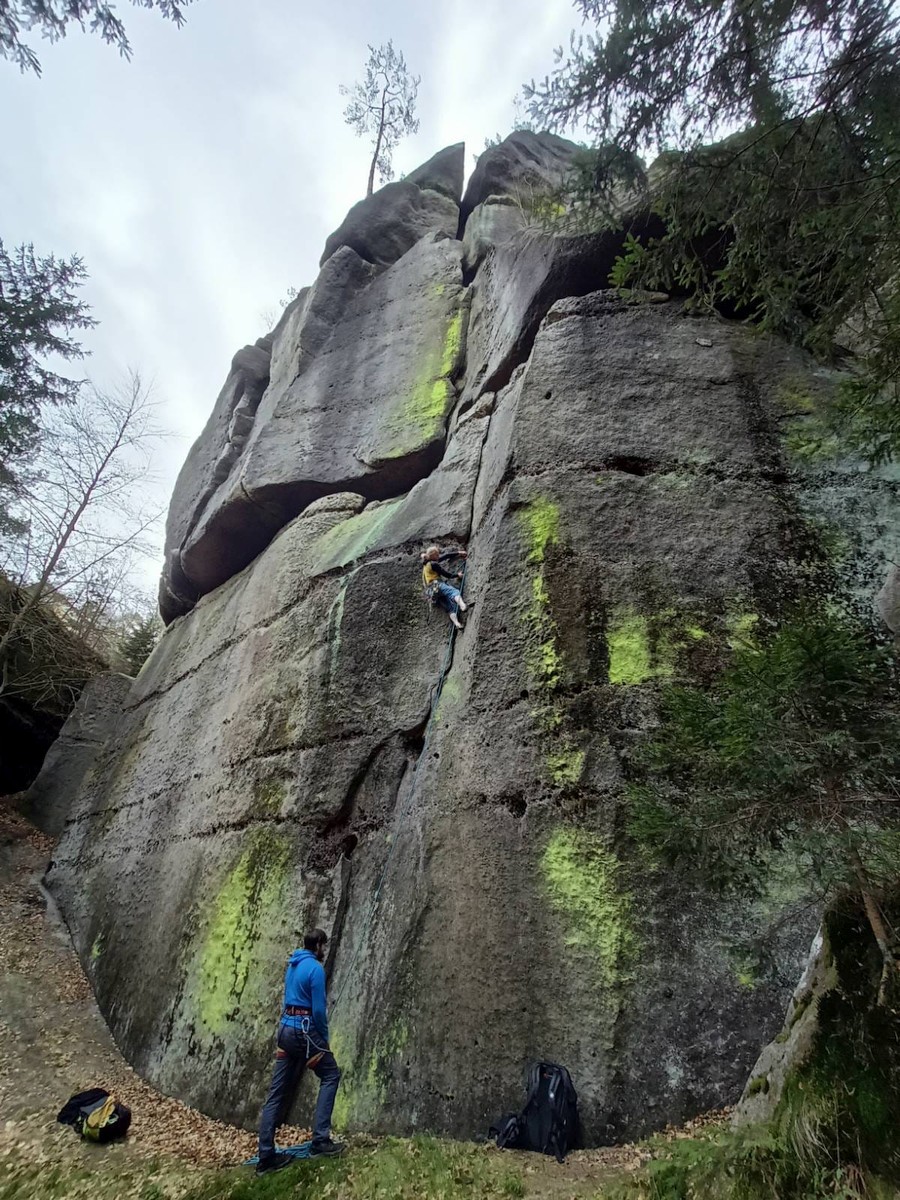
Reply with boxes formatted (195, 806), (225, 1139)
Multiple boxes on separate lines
(330, 560), (468, 1015)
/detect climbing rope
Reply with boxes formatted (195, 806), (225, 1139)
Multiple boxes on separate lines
(329, 560), (467, 1016)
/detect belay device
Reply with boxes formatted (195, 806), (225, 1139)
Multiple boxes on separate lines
(489, 1061), (580, 1162)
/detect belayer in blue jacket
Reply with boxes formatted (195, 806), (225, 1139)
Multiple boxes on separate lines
(256, 928), (344, 1175)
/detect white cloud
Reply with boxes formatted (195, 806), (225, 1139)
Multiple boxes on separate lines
(0, 0), (579, 594)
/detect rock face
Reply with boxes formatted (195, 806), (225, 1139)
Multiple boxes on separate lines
(43, 133), (900, 1144)
(24, 673), (131, 836)
(461, 131), (581, 218)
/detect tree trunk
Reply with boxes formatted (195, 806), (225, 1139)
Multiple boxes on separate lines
(0, 416), (128, 694)
(849, 844), (895, 1006)
(367, 89), (388, 197)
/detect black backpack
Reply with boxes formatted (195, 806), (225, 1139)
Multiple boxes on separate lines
(489, 1062), (580, 1162)
(57, 1088), (132, 1143)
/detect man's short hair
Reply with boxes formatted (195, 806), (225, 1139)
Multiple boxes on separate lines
(304, 928), (328, 952)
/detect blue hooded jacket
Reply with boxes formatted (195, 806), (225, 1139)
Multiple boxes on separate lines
(282, 949), (329, 1043)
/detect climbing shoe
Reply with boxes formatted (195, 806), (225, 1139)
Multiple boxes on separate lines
(309, 1138), (346, 1158)
(255, 1151), (295, 1176)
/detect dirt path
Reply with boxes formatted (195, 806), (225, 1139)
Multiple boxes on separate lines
(0, 801), (689, 1200)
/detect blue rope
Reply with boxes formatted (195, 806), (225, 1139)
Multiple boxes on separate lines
(330, 560), (467, 1016)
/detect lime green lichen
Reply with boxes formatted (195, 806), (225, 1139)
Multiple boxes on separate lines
(778, 380), (843, 464)
(530, 638), (563, 691)
(546, 745), (586, 786)
(726, 610), (759, 650)
(735, 961), (759, 990)
(329, 1019), (410, 1130)
(607, 608), (730, 684)
(329, 1026), (354, 1130)
(90, 934), (104, 962)
(387, 306), (463, 453)
(542, 828), (634, 987)
(195, 830), (291, 1037)
(522, 552), (565, 696)
(365, 1019), (410, 1113)
(314, 499), (403, 572)
(518, 497), (561, 564)
(607, 611), (656, 685)
(778, 380), (817, 415)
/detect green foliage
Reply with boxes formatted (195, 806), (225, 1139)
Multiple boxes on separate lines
(628, 607), (900, 899)
(118, 611), (161, 675)
(0, 239), (95, 529)
(528, 0), (900, 462)
(341, 41), (420, 196)
(0, 1), (194, 75)
(606, 1124), (887, 1200)
(773, 903), (900, 1182)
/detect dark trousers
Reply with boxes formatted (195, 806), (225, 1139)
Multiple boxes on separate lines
(258, 1022), (341, 1157)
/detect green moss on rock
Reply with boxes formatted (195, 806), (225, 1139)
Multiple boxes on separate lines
(607, 610), (678, 684)
(518, 497), (561, 565)
(194, 829), (291, 1037)
(314, 499), (403, 571)
(542, 828), (634, 987)
(387, 306), (463, 454)
(329, 1018), (411, 1130)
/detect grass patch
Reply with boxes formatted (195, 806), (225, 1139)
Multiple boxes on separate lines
(183, 1137), (524, 1200)
(0, 1138), (526, 1200)
(604, 1125), (895, 1200)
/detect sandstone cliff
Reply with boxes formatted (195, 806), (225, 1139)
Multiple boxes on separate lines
(40, 133), (900, 1143)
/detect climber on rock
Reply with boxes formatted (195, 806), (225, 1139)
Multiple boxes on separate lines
(421, 545), (472, 630)
(256, 928), (344, 1175)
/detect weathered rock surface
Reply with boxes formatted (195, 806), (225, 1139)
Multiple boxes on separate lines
(41, 139), (900, 1147)
(461, 195), (527, 274)
(462, 130), (581, 219)
(321, 183), (459, 269)
(733, 929), (831, 1127)
(877, 563), (900, 633)
(165, 236), (467, 613)
(405, 142), (466, 203)
(24, 672), (132, 836)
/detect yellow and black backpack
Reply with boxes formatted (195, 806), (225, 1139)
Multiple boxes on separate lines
(57, 1088), (132, 1143)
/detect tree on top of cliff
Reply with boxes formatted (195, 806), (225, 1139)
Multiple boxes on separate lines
(527, 0), (900, 463)
(341, 40), (421, 198)
(0, 0), (195, 75)
(630, 606), (900, 1004)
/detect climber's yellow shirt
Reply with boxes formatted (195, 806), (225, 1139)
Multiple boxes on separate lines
(422, 561), (442, 587)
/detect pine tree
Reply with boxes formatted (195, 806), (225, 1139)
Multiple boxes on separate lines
(0, 240), (96, 533)
(630, 607), (900, 1003)
(118, 612), (161, 676)
(0, 0), (194, 75)
(527, 0), (900, 461)
(341, 41), (420, 198)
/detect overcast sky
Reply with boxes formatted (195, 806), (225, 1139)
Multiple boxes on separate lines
(0, 0), (581, 594)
